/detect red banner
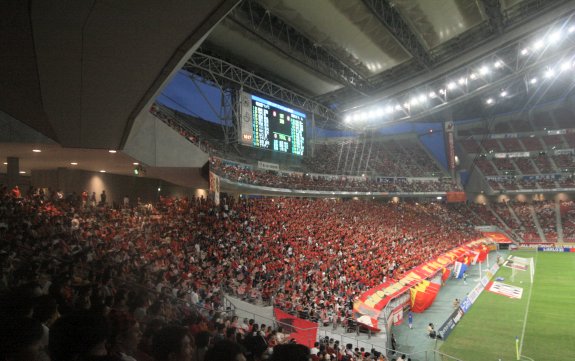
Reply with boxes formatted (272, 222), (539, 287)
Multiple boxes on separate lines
(410, 280), (441, 313)
(441, 267), (451, 283)
(476, 245), (489, 263)
(446, 191), (466, 203)
(391, 305), (404, 326)
(483, 232), (514, 244)
(354, 238), (492, 320)
(273, 308), (318, 348)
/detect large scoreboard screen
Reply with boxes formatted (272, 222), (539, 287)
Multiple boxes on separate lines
(239, 93), (306, 156)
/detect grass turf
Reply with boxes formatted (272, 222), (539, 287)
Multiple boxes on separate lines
(439, 251), (575, 361)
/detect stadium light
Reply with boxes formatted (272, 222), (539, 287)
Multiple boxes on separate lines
(494, 60), (504, 68)
(530, 78), (538, 84)
(486, 98), (494, 105)
(479, 66), (490, 75)
(410, 98), (419, 106)
(560, 61), (572, 71)
(447, 82), (456, 90)
(521, 48), (529, 56)
(395, 104), (403, 111)
(569, 26), (575, 33)
(500, 90), (508, 97)
(344, 115), (351, 123)
(544, 68), (555, 78)
(469, 73), (477, 80)
(418, 94), (427, 102)
(549, 31), (562, 44)
(458, 77), (466, 85)
(533, 39), (544, 50)
(428, 91), (436, 98)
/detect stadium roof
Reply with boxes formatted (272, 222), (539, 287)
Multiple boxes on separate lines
(1, 0), (575, 182)
(199, 0), (574, 114)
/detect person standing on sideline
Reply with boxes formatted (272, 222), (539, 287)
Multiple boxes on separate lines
(427, 323), (436, 338)
(463, 271), (468, 285)
(391, 333), (398, 354)
(408, 311), (413, 329)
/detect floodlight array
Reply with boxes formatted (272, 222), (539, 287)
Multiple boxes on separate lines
(343, 17), (575, 127)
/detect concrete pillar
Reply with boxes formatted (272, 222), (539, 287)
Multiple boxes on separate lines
(6, 156), (19, 188)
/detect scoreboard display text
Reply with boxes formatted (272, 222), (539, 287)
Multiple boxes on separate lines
(250, 95), (305, 156)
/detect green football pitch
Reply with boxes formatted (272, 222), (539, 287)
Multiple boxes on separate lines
(440, 251), (575, 361)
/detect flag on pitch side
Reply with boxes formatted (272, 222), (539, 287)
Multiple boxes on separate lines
(464, 253), (472, 265)
(441, 267), (451, 283)
(470, 250), (480, 265)
(453, 261), (468, 279)
(477, 245), (489, 263)
(273, 308), (318, 348)
(410, 280), (441, 313)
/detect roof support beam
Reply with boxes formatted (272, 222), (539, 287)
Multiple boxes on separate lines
(362, 0), (432, 68)
(228, 0), (370, 95)
(478, 0), (506, 34)
(183, 52), (338, 127)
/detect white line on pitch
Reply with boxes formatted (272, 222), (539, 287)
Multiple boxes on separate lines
(519, 251), (537, 356)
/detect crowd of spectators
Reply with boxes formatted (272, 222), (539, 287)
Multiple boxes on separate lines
(552, 154), (575, 170)
(510, 202), (540, 241)
(302, 139), (443, 177)
(565, 133), (575, 148)
(489, 203), (521, 232)
(0, 187), (319, 361)
(520, 137), (542, 151)
(486, 200), (563, 242)
(512, 158), (537, 174)
(475, 159), (498, 176)
(211, 159), (458, 193)
(486, 176), (575, 191)
(560, 201), (575, 242)
(150, 104), (221, 154)
(499, 138), (523, 152)
(0, 182), (486, 360)
(479, 139), (502, 153)
(491, 158), (515, 173)
(558, 176), (575, 188)
(533, 155), (554, 173)
(532, 201), (558, 241)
